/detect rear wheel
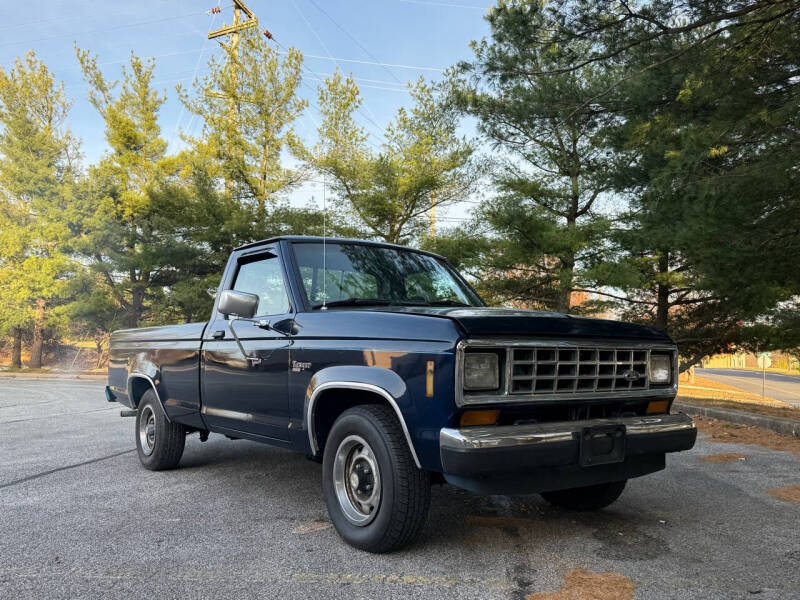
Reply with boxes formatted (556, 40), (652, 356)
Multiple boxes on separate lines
(540, 480), (627, 511)
(135, 390), (186, 471)
(322, 405), (431, 553)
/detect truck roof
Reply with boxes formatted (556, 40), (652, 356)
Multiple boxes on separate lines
(234, 235), (448, 261)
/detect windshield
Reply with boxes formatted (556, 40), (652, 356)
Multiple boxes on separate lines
(292, 242), (484, 309)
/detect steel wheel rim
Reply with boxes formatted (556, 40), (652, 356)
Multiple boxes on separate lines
(139, 405), (156, 456)
(333, 434), (382, 526)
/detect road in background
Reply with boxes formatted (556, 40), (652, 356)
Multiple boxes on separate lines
(2, 379), (799, 599)
(696, 368), (800, 408)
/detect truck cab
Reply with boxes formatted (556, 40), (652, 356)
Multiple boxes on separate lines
(106, 236), (696, 552)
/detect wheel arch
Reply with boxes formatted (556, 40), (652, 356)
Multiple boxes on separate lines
(306, 373), (421, 469)
(127, 373), (171, 422)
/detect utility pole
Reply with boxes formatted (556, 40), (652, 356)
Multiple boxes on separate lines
(208, 1), (258, 47)
(207, 0), (258, 115)
(207, 1), (258, 191)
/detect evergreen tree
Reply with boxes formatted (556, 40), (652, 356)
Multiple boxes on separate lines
(0, 52), (78, 368)
(178, 28), (308, 224)
(452, 1), (616, 313)
(539, 0), (800, 365)
(311, 72), (480, 244)
(75, 49), (207, 329)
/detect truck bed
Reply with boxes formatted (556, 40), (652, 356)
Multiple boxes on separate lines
(107, 322), (207, 428)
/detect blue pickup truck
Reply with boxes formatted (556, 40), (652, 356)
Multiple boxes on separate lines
(106, 236), (696, 552)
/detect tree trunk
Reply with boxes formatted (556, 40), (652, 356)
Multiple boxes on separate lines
(11, 327), (22, 369)
(95, 335), (108, 369)
(655, 253), (670, 330)
(558, 207), (577, 314)
(557, 258), (574, 314)
(28, 299), (45, 369)
(127, 287), (145, 329)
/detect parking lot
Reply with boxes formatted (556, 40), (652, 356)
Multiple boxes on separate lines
(1, 378), (799, 599)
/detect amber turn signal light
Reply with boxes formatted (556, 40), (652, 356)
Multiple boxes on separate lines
(646, 400), (670, 414)
(459, 409), (500, 427)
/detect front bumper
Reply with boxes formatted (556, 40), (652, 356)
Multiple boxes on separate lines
(439, 413), (696, 494)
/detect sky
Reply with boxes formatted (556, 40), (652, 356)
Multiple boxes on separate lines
(0, 0), (492, 227)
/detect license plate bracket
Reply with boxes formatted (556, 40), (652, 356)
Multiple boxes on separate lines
(579, 424), (626, 467)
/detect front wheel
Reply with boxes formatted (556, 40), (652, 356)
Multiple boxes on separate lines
(540, 480), (627, 511)
(135, 390), (186, 471)
(322, 405), (431, 553)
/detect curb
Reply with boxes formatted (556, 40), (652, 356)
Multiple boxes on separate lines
(0, 373), (105, 381)
(675, 401), (800, 439)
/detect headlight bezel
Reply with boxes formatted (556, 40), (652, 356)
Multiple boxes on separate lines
(649, 353), (673, 384)
(463, 352), (501, 391)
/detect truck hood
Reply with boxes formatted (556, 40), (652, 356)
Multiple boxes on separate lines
(361, 306), (672, 342)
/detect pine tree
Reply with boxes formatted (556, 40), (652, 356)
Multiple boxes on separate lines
(452, 2), (616, 313)
(540, 0), (800, 365)
(74, 49), (207, 329)
(312, 72), (480, 244)
(178, 28), (308, 224)
(0, 52), (78, 368)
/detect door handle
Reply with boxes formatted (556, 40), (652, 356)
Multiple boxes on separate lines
(212, 330), (225, 340)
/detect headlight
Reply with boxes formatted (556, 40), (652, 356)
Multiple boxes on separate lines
(649, 354), (672, 384)
(463, 353), (499, 391)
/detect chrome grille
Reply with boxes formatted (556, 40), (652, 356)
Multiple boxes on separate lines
(509, 347), (649, 395)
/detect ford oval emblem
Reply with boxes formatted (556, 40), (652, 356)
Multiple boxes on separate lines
(622, 369), (641, 382)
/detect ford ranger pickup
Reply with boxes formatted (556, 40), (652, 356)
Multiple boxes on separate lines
(105, 236), (697, 552)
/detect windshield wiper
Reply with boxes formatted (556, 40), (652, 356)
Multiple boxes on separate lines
(312, 298), (424, 309)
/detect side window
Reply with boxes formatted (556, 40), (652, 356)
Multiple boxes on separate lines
(232, 255), (290, 316)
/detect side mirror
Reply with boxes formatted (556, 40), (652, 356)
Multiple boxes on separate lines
(218, 290), (259, 319)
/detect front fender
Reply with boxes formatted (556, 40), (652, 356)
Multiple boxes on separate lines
(304, 365), (421, 468)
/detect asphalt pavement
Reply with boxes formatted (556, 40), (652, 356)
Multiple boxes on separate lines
(1, 379), (799, 599)
(696, 368), (800, 408)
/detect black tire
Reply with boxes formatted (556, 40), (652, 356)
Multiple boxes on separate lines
(540, 480), (627, 511)
(135, 390), (186, 471)
(322, 405), (431, 553)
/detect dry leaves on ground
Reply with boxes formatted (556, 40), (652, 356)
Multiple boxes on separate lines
(695, 417), (800, 458)
(291, 521), (332, 534)
(525, 568), (634, 600)
(768, 484), (800, 504)
(700, 452), (748, 463)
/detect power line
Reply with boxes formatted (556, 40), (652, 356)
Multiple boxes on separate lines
(297, 77), (385, 149)
(339, 75), (406, 87)
(302, 75), (410, 93)
(289, 0), (335, 60)
(397, 0), (488, 9)
(269, 36), (386, 147)
(278, 50), (445, 72)
(174, 2), (222, 144)
(0, 10), (208, 49)
(305, 0), (404, 84)
(289, 0), (385, 128)
(98, 48), (204, 67)
(0, 13), (83, 34)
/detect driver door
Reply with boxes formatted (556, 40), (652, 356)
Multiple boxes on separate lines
(201, 247), (293, 442)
